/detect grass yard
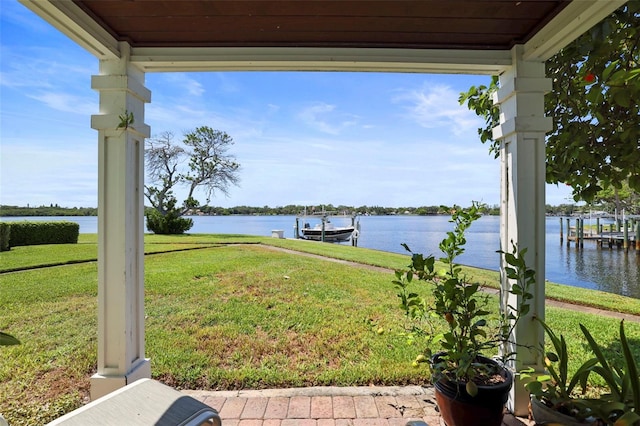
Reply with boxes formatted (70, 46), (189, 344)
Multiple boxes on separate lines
(1, 235), (639, 425)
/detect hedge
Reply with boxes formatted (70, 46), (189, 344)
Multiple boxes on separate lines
(0, 222), (10, 251)
(6, 221), (79, 247)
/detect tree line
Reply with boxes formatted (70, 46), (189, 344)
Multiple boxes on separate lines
(0, 205), (98, 217)
(0, 204), (489, 217)
(4, 203), (628, 218)
(197, 204), (496, 216)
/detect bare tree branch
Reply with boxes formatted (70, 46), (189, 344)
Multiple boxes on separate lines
(144, 126), (241, 228)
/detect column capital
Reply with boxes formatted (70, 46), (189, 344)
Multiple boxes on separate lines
(91, 61), (151, 138)
(91, 75), (151, 103)
(492, 48), (550, 142)
(493, 77), (552, 104)
(492, 117), (553, 140)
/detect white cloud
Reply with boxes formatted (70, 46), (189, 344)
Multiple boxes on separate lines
(393, 83), (482, 136)
(0, 44), (96, 117)
(298, 103), (339, 134)
(212, 73), (240, 93)
(2, 2), (54, 34)
(297, 102), (359, 135)
(164, 73), (205, 97)
(28, 92), (97, 115)
(0, 45), (94, 90)
(0, 68), (51, 90)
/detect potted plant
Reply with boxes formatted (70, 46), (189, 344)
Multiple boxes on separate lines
(392, 203), (535, 426)
(521, 318), (639, 426)
(521, 319), (598, 425)
(579, 320), (640, 426)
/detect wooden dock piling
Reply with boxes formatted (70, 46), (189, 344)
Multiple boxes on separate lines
(559, 217), (563, 243)
(579, 218), (584, 248)
(563, 216), (638, 251)
(624, 219), (629, 251)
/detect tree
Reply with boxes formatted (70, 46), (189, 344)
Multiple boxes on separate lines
(144, 126), (241, 234)
(592, 180), (640, 215)
(460, 1), (640, 202)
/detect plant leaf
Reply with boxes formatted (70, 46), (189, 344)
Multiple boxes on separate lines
(0, 331), (20, 346)
(619, 321), (640, 413)
(466, 381), (478, 397)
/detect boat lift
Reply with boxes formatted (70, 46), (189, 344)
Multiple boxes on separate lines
(294, 209), (360, 246)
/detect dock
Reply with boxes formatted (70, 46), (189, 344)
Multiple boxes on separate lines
(560, 216), (640, 251)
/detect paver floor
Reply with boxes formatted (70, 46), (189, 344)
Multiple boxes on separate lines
(183, 386), (535, 426)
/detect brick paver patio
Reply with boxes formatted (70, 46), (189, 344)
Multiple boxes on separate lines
(183, 386), (535, 426)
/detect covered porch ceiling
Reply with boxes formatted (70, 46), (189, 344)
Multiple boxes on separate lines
(20, 1), (625, 74)
(74, 0), (569, 50)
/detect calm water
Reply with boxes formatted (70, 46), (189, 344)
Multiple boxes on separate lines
(3, 215), (639, 299)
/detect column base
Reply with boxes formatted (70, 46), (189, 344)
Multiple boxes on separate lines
(90, 358), (151, 400)
(507, 371), (532, 416)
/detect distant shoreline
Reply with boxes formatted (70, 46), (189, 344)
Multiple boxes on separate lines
(0, 203), (594, 218)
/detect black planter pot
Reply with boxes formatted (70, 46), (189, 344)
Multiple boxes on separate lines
(432, 355), (513, 426)
(530, 396), (596, 426)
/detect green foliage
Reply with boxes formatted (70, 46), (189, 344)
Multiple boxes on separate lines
(522, 319), (640, 425)
(0, 205), (97, 216)
(0, 203), (500, 217)
(392, 203), (535, 389)
(458, 76), (500, 158)
(546, 2), (640, 202)
(521, 319), (598, 421)
(579, 321), (640, 426)
(117, 109), (134, 130)
(145, 207), (193, 235)
(182, 126), (240, 203)
(0, 222), (10, 251)
(6, 221), (79, 247)
(460, 2), (640, 202)
(593, 180), (640, 214)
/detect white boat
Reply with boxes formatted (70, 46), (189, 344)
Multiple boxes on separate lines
(300, 220), (356, 242)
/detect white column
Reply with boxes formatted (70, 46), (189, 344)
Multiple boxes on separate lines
(493, 45), (552, 415)
(90, 42), (152, 400)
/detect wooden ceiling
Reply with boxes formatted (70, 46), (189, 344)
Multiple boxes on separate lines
(73, 1), (570, 51)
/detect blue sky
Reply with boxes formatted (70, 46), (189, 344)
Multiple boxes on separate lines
(0, 2), (573, 209)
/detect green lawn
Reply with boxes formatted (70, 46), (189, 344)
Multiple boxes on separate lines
(1, 235), (639, 425)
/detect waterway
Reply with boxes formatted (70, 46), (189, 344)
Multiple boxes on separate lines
(3, 215), (639, 299)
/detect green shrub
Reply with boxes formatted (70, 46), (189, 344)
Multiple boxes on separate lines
(0, 222), (10, 251)
(145, 209), (193, 234)
(8, 221), (79, 247)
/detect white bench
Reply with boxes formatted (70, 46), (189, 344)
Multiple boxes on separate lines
(47, 379), (221, 426)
